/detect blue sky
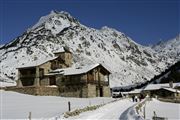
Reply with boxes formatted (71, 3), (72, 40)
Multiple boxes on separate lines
(0, 0), (179, 45)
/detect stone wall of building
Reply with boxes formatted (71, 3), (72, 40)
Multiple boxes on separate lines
(40, 77), (49, 86)
(39, 62), (51, 74)
(59, 85), (88, 98)
(56, 75), (64, 86)
(87, 84), (96, 97)
(94, 68), (105, 81)
(103, 86), (111, 97)
(64, 52), (73, 67)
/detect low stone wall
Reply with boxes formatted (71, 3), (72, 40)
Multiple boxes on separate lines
(5, 86), (60, 96)
(60, 90), (82, 97)
(64, 104), (104, 118)
(158, 98), (180, 103)
(4, 84), (111, 98)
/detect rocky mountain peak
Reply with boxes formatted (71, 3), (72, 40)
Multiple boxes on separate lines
(30, 10), (80, 33)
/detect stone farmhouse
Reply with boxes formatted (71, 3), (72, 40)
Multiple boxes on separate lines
(11, 47), (111, 98)
(143, 82), (180, 99)
(122, 82), (180, 100)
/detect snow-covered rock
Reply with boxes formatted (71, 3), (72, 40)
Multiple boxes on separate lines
(152, 34), (180, 63)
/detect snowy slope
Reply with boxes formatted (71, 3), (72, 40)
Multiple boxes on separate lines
(0, 11), (179, 87)
(152, 34), (180, 62)
(145, 99), (180, 120)
(0, 90), (113, 119)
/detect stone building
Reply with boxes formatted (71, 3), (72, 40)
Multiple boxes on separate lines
(143, 83), (180, 99)
(14, 47), (111, 97)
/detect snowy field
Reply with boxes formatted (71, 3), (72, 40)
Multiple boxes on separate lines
(1, 90), (179, 120)
(145, 99), (180, 120)
(0, 90), (114, 119)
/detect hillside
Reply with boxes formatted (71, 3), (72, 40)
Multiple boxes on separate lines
(0, 11), (179, 87)
(152, 35), (180, 62)
(151, 61), (180, 84)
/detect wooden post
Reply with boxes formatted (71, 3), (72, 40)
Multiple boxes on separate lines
(17, 79), (23, 87)
(68, 101), (71, 111)
(107, 75), (110, 86)
(98, 68), (100, 97)
(28, 112), (31, 120)
(89, 100), (91, 106)
(17, 70), (23, 87)
(153, 111), (157, 120)
(34, 67), (40, 87)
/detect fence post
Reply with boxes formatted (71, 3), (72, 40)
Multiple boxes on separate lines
(68, 101), (71, 111)
(144, 103), (146, 119)
(89, 100), (91, 106)
(28, 112), (31, 120)
(153, 111), (157, 120)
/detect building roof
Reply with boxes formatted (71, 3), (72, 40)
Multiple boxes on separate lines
(17, 56), (58, 69)
(53, 47), (71, 54)
(128, 89), (143, 94)
(48, 63), (111, 76)
(174, 83), (180, 88)
(161, 88), (180, 93)
(144, 83), (180, 91)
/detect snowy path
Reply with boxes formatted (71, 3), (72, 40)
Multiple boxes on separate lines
(67, 98), (136, 120)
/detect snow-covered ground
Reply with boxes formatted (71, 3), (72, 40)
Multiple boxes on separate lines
(1, 89), (179, 120)
(0, 90), (114, 119)
(65, 98), (136, 120)
(145, 99), (180, 120)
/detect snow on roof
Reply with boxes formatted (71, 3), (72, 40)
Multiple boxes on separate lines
(128, 89), (143, 94)
(49, 63), (110, 76)
(162, 88), (180, 93)
(144, 83), (180, 91)
(174, 83), (180, 88)
(121, 92), (129, 95)
(17, 56), (58, 69)
(53, 47), (71, 54)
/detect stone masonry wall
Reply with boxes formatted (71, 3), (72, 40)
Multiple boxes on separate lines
(5, 86), (60, 96)
(39, 62), (51, 74)
(59, 85), (88, 98)
(40, 77), (49, 86)
(87, 84), (96, 97)
(103, 86), (111, 97)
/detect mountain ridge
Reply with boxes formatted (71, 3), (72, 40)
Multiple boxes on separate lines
(0, 11), (179, 88)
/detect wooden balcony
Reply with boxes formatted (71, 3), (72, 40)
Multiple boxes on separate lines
(20, 75), (36, 78)
(63, 79), (109, 86)
(20, 74), (44, 79)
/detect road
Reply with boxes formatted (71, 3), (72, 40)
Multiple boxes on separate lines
(68, 98), (136, 120)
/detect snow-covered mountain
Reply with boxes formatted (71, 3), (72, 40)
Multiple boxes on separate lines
(0, 11), (179, 87)
(152, 35), (180, 62)
(151, 61), (180, 84)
